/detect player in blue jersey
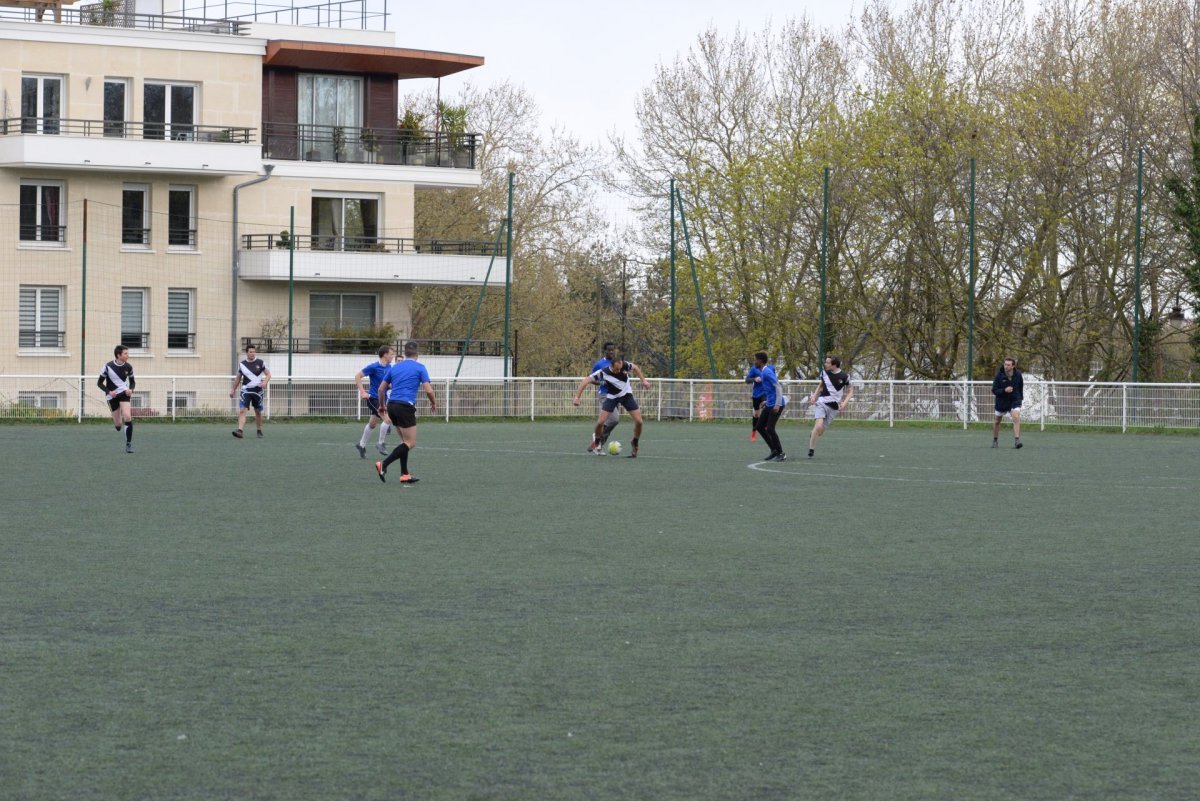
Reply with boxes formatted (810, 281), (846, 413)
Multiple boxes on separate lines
(745, 361), (767, 441)
(374, 341), (437, 485)
(752, 352), (786, 461)
(588, 341), (620, 453)
(354, 344), (396, 458)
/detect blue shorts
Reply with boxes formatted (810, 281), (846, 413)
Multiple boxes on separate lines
(601, 394), (639, 413)
(239, 388), (264, 411)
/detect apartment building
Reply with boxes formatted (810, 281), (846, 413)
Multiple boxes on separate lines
(1, 0), (503, 414)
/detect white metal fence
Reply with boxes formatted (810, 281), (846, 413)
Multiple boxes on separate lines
(3, 375), (1200, 431)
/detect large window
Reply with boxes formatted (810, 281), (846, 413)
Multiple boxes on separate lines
(298, 74), (362, 161)
(17, 392), (64, 410)
(167, 289), (195, 351)
(121, 288), (148, 350)
(19, 181), (65, 244)
(21, 75), (62, 134)
(104, 78), (129, 137)
(19, 286), (64, 349)
(122, 184), (150, 246)
(144, 82), (195, 141)
(311, 194), (379, 251)
(168, 186), (196, 248)
(309, 293), (376, 344)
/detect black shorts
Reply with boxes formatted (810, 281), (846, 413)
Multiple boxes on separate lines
(386, 401), (417, 429)
(752, 395), (764, 411)
(601, 394), (639, 413)
(365, 396), (382, 417)
(107, 395), (128, 412)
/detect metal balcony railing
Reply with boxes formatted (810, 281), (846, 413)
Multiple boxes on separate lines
(167, 332), (196, 350)
(242, 336), (503, 357)
(18, 224), (66, 243)
(168, 228), (198, 247)
(18, 330), (65, 348)
(121, 331), (150, 349)
(122, 227), (151, 246)
(261, 123), (478, 169)
(0, 6), (248, 34)
(241, 233), (503, 257)
(0, 118), (255, 143)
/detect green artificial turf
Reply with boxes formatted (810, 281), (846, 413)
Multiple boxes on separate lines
(2, 421), (1197, 800)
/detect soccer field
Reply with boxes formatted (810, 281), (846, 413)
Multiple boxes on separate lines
(3, 420), (1198, 800)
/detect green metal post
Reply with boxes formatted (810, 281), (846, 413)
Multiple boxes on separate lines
(819, 167), (829, 367)
(454, 222), (507, 378)
(1132, 148), (1143, 385)
(504, 171), (513, 379)
(967, 158), (977, 403)
(669, 177), (677, 379)
(287, 206), (295, 416)
(674, 185), (717, 379)
(80, 199), (88, 420)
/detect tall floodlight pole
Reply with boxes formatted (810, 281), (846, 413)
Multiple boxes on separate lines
(1132, 148), (1144, 384)
(504, 171), (514, 378)
(669, 177), (677, 379)
(967, 158), (977, 385)
(819, 167), (830, 367)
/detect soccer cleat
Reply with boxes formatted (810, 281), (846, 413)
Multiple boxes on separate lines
(627, 443), (639, 459)
(256, 430), (264, 438)
(587, 440), (599, 453)
(355, 444), (367, 459)
(807, 449), (814, 459)
(377, 443), (388, 455)
(232, 429), (244, 439)
(750, 430), (758, 441)
(775, 453), (787, 462)
(763, 452), (778, 462)
(991, 439), (998, 448)
(125, 442), (133, 454)
(399, 474), (419, 484)
(375, 461), (387, 483)
(1014, 440), (1023, 449)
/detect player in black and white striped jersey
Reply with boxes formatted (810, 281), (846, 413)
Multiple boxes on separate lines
(229, 344), (271, 439)
(807, 355), (854, 458)
(573, 355), (651, 457)
(97, 344), (136, 453)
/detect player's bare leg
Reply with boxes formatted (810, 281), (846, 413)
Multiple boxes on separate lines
(627, 409), (644, 457)
(1011, 409), (1022, 448)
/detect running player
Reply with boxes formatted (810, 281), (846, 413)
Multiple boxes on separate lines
(807, 355), (853, 458)
(375, 341), (437, 485)
(753, 351), (786, 461)
(573, 355), (651, 458)
(745, 359), (767, 441)
(354, 344), (396, 458)
(98, 345), (136, 453)
(229, 344), (271, 439)
(991, 357), (1024, 449)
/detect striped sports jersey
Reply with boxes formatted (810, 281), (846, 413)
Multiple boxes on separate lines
(97, 360), (135, 395)
(237, 358), (268, 389)
(815, 369), (851, 405)
(590, 362), (638, 399)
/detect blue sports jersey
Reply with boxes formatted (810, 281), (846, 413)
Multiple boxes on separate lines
(360, 360), (391, 399)
(745, 365), (766, 398)
(383, 359), (432, 404)
(591, 357), (611, 396)
(760, 364), (783, 407)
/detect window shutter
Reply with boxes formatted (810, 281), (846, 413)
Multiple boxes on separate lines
(121, 290), (143, 333)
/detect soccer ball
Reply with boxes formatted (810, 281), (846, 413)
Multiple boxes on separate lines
(607, 440), (622, 455)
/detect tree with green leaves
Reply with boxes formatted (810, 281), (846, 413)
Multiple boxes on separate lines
(1165, 110), (1200, 373)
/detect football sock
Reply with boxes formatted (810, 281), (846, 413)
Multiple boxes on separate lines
(381, 446), (401, 471)
(379, 422), (391, 443)
(124, 422), (133, 443)
(359, 423), (373, 447)
(397, 443), (410, 473)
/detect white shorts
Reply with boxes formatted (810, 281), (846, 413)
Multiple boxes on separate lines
(811, 402), (840, 423)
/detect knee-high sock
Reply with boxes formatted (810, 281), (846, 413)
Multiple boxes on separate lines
(124, 421), (133, 443)
(382, 442), (410, 473)
(378, 422), (391, 443)
(359, 422), (373, 447)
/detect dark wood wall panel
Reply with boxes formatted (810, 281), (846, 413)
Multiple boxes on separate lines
(365, 75), (398, 129)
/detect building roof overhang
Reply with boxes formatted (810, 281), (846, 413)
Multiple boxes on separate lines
(264, 40), (483, 78)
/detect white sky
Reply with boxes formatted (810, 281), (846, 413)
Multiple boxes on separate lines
(396, 0), (859, 145)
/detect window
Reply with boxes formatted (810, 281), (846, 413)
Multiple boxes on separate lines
(144, 82), (196, 141)
(122, 184), (150, 246)
(19, 181), (65, 244)
(104, 79), (129, 137)
(121, 288), (148, 350)
(128, 392), (150, 410)
(167, 289), (195, 350)
(17, 392), (63, 409)
(167, 186), (196, 247)
(19, 286), (64, 349)
(21, 75), (62, 134)
(311, 194), (379, 251)
(309, 293), (376, 346)
(166, 392), (195, 412)
(298, 74), (362, 161)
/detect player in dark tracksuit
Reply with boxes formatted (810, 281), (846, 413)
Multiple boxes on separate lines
(98, 344), (136, 453)
(991, 357), (1024, 449)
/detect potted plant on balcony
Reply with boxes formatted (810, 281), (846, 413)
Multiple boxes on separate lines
(332, 126), (347, 162)
(437, 102), (471, 168)
(397, 108), (425, 166)
(360, 127), (379, 164)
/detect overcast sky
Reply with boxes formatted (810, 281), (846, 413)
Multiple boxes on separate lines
(397, 0), (858, 144)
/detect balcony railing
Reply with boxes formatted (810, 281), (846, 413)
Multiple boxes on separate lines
(18, 224), (67, 243)
(121, 331), (150, 350)
(242, 233), (503, 256)
(19, 330), (65, 348)
(122, 227), (151, 246)
(167, 332), (196, 350)
(262, 123), (478, 168)
(0, 118), (255, 143)
(242, 337), (503, 357)
(168, 228), (198, 247)
(0, 6), (248, 34)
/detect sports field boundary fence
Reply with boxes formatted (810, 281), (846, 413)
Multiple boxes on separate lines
(3, 376), (1200, 432)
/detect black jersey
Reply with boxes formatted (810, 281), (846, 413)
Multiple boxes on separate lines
(237, 358), (268, 388)
(97, 360), (135, 394)
(815, 369), (850, 405)
(589, 362), (638, 399)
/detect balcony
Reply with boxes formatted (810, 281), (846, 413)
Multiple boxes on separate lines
(0, 118), (262, 175)
(239, 233), (504, 287)
(262, 123), (478, 169)
(0, 5), (249, 32)
(243, 337), (502, 357)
